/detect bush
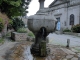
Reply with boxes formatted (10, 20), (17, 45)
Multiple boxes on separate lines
(0, 38), (4, 43)
(0, 18), (4, 32)
(17, 28), (27, 33)
(71, 24), (80, 33)
(12, 18), (25, 31)
(28, 32), (35, 37)
(63, 29), (71, 32)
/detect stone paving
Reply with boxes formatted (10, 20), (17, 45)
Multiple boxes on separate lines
(3, 41), (80, 60)
(47, 33), (80, 60)
(0, 33), (80, 60)
(47, 44), (80, 60)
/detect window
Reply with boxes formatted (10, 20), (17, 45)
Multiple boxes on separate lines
(64, 21), (66, 26)
(70, 14), (74, 25)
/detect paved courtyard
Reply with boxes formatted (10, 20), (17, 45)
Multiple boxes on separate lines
(48, 33), (80, 47)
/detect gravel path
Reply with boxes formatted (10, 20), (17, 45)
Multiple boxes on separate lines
(0, 40), (17, 60)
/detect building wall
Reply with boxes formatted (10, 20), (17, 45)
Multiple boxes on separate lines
(68, 5), (80, 29)
(48, 0), (80, 30)
(48, 3), (68, 30)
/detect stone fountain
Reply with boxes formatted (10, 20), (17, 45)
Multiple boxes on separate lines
(27, 0), (57, 56)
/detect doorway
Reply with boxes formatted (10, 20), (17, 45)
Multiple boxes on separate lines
(56, 17), (60, 31)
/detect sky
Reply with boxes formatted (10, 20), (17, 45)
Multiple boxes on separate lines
(27, 0), (54, 16)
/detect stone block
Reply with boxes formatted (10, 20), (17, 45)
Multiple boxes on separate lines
(60, 48), (75, 55)
(11, 32), (28, 41)
(71, 57), (78, 60)
(66, 55), (74, 59)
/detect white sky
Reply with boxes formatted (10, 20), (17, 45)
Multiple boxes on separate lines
(27, 0), (54, 16)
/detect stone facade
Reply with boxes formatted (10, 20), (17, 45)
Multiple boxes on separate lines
(44, 0), (80, 30)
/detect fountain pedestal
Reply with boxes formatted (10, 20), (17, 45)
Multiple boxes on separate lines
(30, 27), (48, 56)
(27, 0), (57, 57)
(30, 36), (47, 56)
(31, 41), (47, 56)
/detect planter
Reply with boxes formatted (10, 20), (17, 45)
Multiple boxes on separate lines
(64, 32), (80, 37)
(11, 32), (28, 41)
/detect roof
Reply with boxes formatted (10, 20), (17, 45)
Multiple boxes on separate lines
(49, 0), (69, 8)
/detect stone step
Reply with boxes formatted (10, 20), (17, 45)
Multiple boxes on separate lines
(71, 48), (78, 53)
(60, 48), (76, 55)
(55, 31), (63, 34)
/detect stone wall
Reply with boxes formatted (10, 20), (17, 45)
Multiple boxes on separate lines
(64, 32), (80, 37)
(11, 32), (28, 41)
(48, 0), (80, 30)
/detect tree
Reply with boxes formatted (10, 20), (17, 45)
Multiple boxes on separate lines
(0, 0), (31, 18)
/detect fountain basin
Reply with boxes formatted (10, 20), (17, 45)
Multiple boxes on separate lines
(28, 13), (57, 34)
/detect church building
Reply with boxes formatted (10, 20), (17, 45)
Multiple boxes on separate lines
(46, 0), (80, 30)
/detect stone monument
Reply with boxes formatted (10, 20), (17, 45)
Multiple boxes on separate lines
(27, 0), (57, 56)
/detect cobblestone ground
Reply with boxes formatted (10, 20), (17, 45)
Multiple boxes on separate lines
(0, 33), (80, 60)
(3, 41), (80, 60)
(47, 44), (80, 60)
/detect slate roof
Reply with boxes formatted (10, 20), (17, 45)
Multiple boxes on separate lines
(49, 0), (69, 8)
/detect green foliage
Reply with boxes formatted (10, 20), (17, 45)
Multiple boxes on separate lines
(63, 29), (71, 32)
(6, 32), (11, 37)
(71, 24), (80, 33)
(7, 19), (13, 29)
(28, 32), (34, 37)
(0, 18), (4, 32)
(0, 0), (31, 18)
(0, 38), (4, 43)
(12, 18), (25, 31)
(17, 28), (27, 33)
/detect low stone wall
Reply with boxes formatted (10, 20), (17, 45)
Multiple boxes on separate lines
(11, 32), (28, 41)
(64, 32), (80, 37)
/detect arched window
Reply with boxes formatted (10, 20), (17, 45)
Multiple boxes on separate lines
(70, 14), (74, 25)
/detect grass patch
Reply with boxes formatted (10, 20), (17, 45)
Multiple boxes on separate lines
(17, 28), (27, 33)
(0, 38), (4, 43)
(28, 32), (35, 37)
(63, 29), (71, 32)
(74, 48), (80, 52)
